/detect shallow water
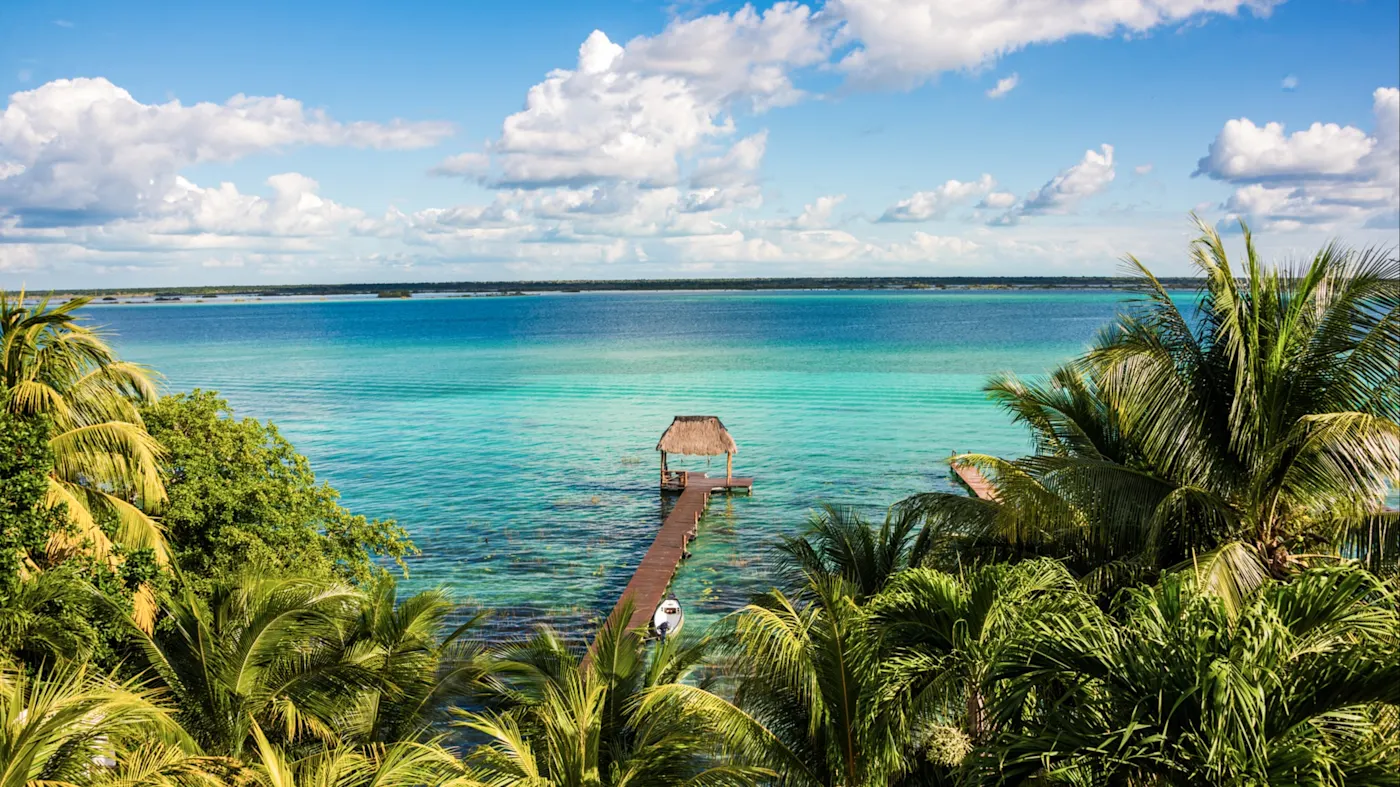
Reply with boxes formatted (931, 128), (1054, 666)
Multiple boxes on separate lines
(97, 290), (1138, 635)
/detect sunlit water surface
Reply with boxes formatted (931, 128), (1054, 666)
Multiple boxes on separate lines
(99, 290), (1140, 636)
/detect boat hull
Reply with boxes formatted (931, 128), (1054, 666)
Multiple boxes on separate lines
(653, 602), (683, 639)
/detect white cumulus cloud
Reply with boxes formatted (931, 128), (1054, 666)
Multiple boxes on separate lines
(880, 175), (997, 222)
(1195, 117), (1374, 181)
(986, 73), (1019, 98)
(977, 192), (1018, 210)
(792, 194), (846, 229)
(995, 145), (1116, 224)
(691, 131), (769, 188)
(0, 77), (453, 223)
(827, 0), (1279, 87)
(430, 152), (491, 178)
(1197, 87), (1398, 229)
(474, 4), (825, 190)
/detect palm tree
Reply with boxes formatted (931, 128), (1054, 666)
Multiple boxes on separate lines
(129, 576), (376, 758)
(458, 602), (766, 786)
(0, 569), (99, 668)
(867, 560), (1092, 755)
(332, 578), (492, 745)
(905, 219), (1400, 602)
(246, 722), (468, 787)
(0, 660), (223, 787)
(979, 565), (1400, 785)
(0, 291), (166, 629)
(641, 577), (910, 787)
(772, 504), (931, 600)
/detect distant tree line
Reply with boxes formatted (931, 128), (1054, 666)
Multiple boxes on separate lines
(65, 275), (1216, 299)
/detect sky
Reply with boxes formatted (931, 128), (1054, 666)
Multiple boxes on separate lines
(0, 0), (1396, 287)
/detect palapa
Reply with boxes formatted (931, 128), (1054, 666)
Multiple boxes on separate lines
(655, 416), (738, 456)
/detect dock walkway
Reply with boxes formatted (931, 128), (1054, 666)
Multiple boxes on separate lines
(952, 461), (998, 501)
(604, 472), (753, 635)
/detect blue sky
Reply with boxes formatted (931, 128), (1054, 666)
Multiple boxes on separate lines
(1, 0), (1396, 287)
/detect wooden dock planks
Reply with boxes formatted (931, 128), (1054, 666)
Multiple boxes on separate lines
(952, 460), (998, 501)
(599, 473), (754, 641)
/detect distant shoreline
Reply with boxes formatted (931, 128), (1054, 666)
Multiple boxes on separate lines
(52, 275), (1206, 300)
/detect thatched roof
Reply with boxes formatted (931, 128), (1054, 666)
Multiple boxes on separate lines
(656, 416), (738, 456)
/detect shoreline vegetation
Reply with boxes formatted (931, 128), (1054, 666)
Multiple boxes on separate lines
(59, 275), (1212, 301)
(2, 220), (1398, 785)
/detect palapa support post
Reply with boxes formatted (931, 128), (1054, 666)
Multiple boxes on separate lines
(654, 415), (740, 491)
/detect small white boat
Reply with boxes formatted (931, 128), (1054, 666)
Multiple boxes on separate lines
(653, 596), (683, 639)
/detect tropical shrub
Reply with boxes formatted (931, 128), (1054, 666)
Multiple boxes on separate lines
(333, 578), (491, 745)
(244, 723), (467, 787)
(979, 565), (1400, 786)
(0, 406), (153, 671)
(141, 391), (414, 597)
(0, 408), (66, 579)
(773, 504), (932, 601)
(869, 560), (1094, 752)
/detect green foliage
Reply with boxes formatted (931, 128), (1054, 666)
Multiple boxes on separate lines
(141, 391), (415, 596)
(0, 660), (222, 787)
(0, 407), (140, 672)
(128, 573), (489, 762)
(131, 577), (376, 757)
(980, 565), (1400, 785)
(772, 504), (932, 601)
(0, 407), (66, 577)
(644, 577), (906, 786)
(905, 220), (1400, 600)
(0, 290), (167, 571)
(458, 601), (768, 786)
(246, 722), (468, 787)
(869, 560), (1094, 751)
(333, 578), (492, 746)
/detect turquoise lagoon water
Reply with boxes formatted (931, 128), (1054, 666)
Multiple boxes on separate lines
(96, 290), (1137, 634)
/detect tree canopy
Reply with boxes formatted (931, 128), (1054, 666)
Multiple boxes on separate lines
(141, 391), (415, 596)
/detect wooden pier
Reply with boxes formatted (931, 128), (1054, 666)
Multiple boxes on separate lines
(601, 471), (753, 637)
(580, 416), (750, 669)
(952, 460), (998, 501)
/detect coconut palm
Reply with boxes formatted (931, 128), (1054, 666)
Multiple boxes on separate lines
(979, 565), (1400, 785)
(0, 660), (223, 787)
(0, 291), (166, 628)
(332, 578), (493, 745)
(128, 576), (376, 758)
(867, 559), (1092, 755)
(772, 504), (932, 600)
(641, 577), (913, 787)
(85, 745), (234, 786)
(0, 569), (99, 668)
(904, 220), (1400, 602)
(457, 601), (767, 786)
(246, 722), (468, 787)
